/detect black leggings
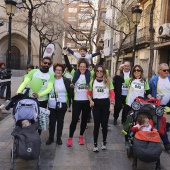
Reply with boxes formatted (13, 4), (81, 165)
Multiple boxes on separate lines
(69, 100), (90, 138)
(93, 104), (110, 146)
(48, 105), (67, 140)
(114, 95), (126, 122)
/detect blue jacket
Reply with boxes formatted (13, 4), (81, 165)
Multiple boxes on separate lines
(149, 74), (170, 98)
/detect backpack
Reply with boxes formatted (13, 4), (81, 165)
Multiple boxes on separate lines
(11, 123), (41, 160)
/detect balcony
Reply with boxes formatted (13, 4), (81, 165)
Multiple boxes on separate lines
(121, 26), (150, 50)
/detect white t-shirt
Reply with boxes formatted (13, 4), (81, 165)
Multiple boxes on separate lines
(92, 80), (109, 99)
(74, 52), (92, 64)
(48, 78), (67, 108)
(157, 77), (170, 105)
(74, 74), (88, 101)
(127, 79), (145, 107)
(121, 71), (130, 96)
(134, 123), (152, 132)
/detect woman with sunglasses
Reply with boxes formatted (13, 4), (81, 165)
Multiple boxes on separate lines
(87, 65), (115, 152)
(46, 63), (72, 145)
(122, 65), (152, 147)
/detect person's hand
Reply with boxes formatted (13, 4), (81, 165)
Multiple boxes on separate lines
(118, 64), (125, 70)
(32, 93), (39, 98)
(109, 104), (114, 112)
(62, 47), (67, 55)
(89, 100), (94, 107)
(153, 128), (157, 132)
(100, 50), (105, 58)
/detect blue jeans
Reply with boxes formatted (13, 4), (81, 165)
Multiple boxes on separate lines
(0, 85), (6, 97)
(160, 132), (170, 145)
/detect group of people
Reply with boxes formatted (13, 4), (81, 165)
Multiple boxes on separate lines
(114, 61), (170, 151)
(16, 45), (170, 152)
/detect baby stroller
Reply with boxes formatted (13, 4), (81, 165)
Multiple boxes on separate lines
(122, 97), (164, 170)
(5, 94), (41, 170)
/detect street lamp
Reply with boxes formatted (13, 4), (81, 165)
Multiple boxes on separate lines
(99, 39), (104, 48)
(131, 5), (142, 66)
(5, 0), (17, 100)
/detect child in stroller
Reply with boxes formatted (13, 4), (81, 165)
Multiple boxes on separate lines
(5, 94), (41, 170)
(132, 114), (162, 170)
(131, 115), (157, 132)
(122, 99), (163, 170)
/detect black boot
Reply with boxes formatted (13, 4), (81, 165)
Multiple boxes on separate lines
(56, 138), (62, 145)
(46, 138), (54, 145)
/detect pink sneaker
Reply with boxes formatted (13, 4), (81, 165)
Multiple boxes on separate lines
(67, 137), (72, 147)
(78, 136), (84, 145)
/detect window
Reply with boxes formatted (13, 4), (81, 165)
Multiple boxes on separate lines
(101, 12), (106, 20)
(68, 8), (77, 13)
(68, 17), (77, 21)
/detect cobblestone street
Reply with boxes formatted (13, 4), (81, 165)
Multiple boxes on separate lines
(0, 78), (170, 170)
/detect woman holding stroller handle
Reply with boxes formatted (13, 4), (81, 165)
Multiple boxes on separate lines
(46, 63), (72, 145)
(123, 65), (152, 146)
(87, 65), (115, 152)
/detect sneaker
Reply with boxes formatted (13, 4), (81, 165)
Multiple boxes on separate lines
(56, 138), (62, 145)
(78, 136), (84, 145)
(101, 142), (107, 150)
(93, 147), (99, 152)
(164, 143), (170, 151)
(67, 137), (72, 147)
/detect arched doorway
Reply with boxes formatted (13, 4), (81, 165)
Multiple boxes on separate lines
(6, 46), (21, 69)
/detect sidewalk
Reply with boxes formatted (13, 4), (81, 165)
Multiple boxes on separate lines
(0, 77), (170, 170)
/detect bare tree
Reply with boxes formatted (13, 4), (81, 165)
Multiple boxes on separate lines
(103, 1), (134, 69)
(18, 0), (59, 65)
(63, 0), (100, 53)
(32, 4), (64, 65)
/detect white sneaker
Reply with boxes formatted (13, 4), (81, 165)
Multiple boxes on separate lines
(93, 147), (99, 152)
(101, 142), (107, 150)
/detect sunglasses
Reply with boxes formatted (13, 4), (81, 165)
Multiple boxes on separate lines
(161, 69), (170, 72)
(96, 70), (103, 73)
(133, 69), (141, 72)
(43, 62), (51, 66)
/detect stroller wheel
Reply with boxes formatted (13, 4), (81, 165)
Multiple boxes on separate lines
(156, 106), (164, 117)
(131, 101), (141, 111)
(127, 147), (133, 158)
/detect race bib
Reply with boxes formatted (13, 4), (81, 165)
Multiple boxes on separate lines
(49, 93), (58, 101)
(131, 82), (144, 91)
(76, 84), (87, 92)
(94, 86), (106, 95)
(122, 83), (128, 90)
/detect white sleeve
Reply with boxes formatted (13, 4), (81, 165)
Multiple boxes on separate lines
(73, 52), (81, 59)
